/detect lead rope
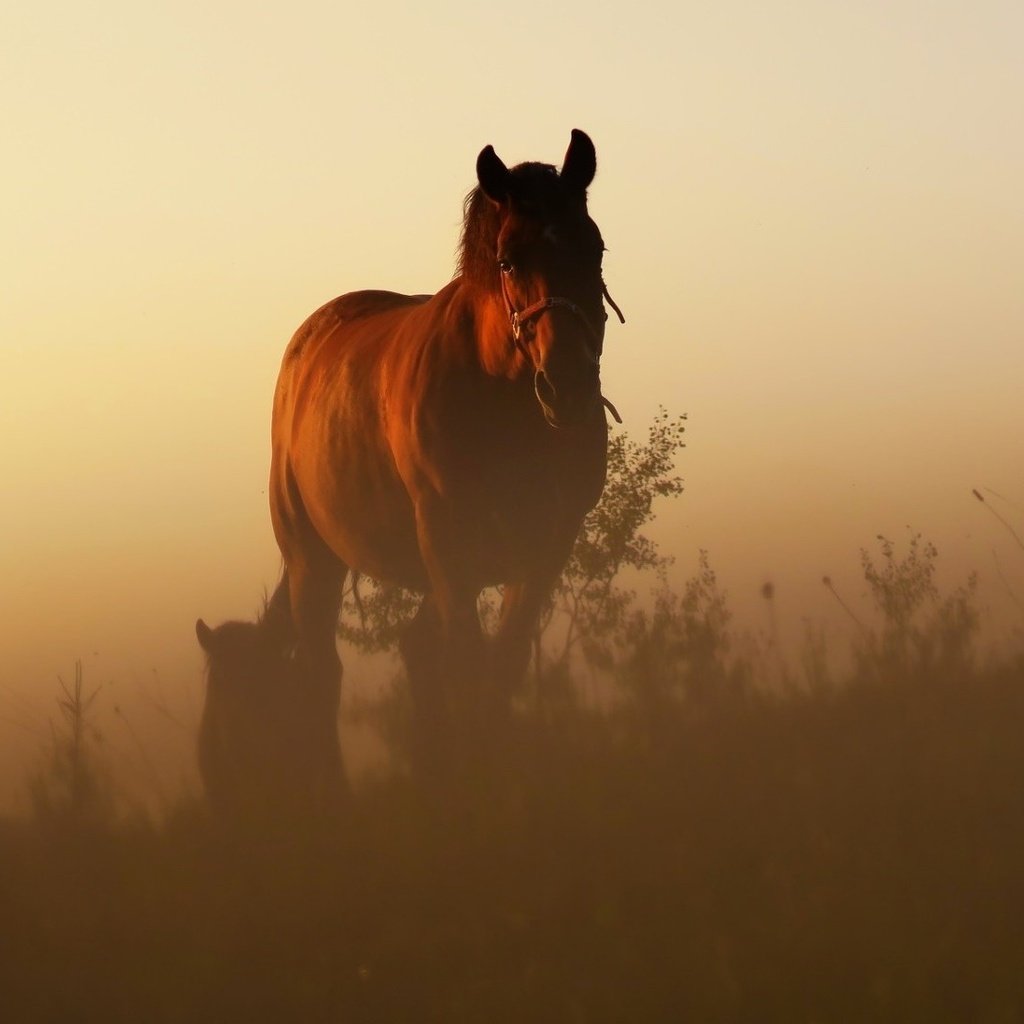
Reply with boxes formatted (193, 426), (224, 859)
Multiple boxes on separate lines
(602, 395), (623, 423)
(602, 278), (625, 326)
(600, 278), (625, 422)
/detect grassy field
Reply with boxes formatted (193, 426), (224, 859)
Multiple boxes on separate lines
(3, 651), (1023, 1023)
(5, 502), (1023, 1021)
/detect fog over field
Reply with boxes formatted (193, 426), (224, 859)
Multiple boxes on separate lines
(1, 3), (1023, 1016)
(4, 1), (1022, 789)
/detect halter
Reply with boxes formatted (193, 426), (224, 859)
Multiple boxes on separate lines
(499, 273), (626, 423)
(500, 273), (626, 353)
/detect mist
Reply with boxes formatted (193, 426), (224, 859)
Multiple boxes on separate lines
(4, 0), (1024, 1017)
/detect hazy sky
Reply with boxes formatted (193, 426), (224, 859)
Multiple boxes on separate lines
(2, 1), (1022, 793)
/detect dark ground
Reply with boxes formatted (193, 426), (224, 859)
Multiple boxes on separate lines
(3, 661), (1024, 1023)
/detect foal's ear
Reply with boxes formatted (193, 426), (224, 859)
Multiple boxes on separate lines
(477, 144), (512, 205)
(196, 618), (215, 653)
(560, 128), (596, 193)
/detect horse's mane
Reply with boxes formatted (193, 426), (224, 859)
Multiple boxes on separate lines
(456, 161), (568, 288)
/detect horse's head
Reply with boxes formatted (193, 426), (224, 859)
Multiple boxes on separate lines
(470, 130), (619, 428)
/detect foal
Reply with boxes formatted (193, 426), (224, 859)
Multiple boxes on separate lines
(195, 591), (345, 815)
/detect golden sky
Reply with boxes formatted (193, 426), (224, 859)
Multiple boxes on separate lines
(2, 1), (1022, 794)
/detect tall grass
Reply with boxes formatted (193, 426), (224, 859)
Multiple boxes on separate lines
(3, 530), (1023, 1022)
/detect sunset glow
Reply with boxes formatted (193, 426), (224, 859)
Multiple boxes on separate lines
(2, 0), (1022, 803)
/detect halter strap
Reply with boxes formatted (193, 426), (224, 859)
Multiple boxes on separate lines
(512, 296), (599, 344)
(500, 274), (625, 350)
(498, 273), (627, 424)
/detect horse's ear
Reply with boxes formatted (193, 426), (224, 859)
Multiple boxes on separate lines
(476, 144), (512, 205)
(560, 129), (596, 193)
(196, 618), (215, 653)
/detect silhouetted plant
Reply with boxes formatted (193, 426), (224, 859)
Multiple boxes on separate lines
(338, 576), (420, 654)
(615, 550), (750, 722)
(821, 574), (866, 630)
(30, 660), (113, 827)
(854, 530), (979, 682)
(863, 532), (938, 633)
(542, 408), (687, 675)
(799, 619), (834, 693)
(926, 574), (981, 676)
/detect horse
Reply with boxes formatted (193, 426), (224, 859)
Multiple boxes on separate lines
(198, 129), (623, 794)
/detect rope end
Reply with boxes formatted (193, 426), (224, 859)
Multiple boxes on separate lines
(601, 395), (623, 424)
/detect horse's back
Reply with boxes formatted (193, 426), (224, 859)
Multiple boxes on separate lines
(323, 288), (431, 322)
(296, 288), (429, 342)
(276, 288), (437, 416)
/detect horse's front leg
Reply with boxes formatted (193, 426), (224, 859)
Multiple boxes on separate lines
(492, 575), (557, 705)
(398, 593), (446, 761)
(413, 502), (486, 722)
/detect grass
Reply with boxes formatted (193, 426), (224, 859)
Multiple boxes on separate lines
(2, 653), (1023, 1022)
(3, 524), (1023, 1021)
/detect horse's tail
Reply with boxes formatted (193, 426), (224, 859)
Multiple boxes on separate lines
(260, 569), (294, 649)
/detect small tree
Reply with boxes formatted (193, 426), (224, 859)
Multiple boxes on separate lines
(541, 408), (687, 675)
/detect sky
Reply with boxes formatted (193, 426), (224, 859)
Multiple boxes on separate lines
(2, 1), (1023, 802)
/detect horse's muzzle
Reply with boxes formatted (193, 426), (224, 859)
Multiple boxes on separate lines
(534, 367), (600, 428)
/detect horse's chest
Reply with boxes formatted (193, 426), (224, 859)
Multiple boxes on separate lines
(459, 437), (605, 578)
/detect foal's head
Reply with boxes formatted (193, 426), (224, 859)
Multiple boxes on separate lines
(195, 611), (316, 818)
(460, 130), (615, 428)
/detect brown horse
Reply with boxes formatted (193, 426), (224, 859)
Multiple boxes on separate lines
(198, 129), (622, 793)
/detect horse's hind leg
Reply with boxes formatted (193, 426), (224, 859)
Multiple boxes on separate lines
(286, 554), (349, 806)
(271, 459), (350, 807)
